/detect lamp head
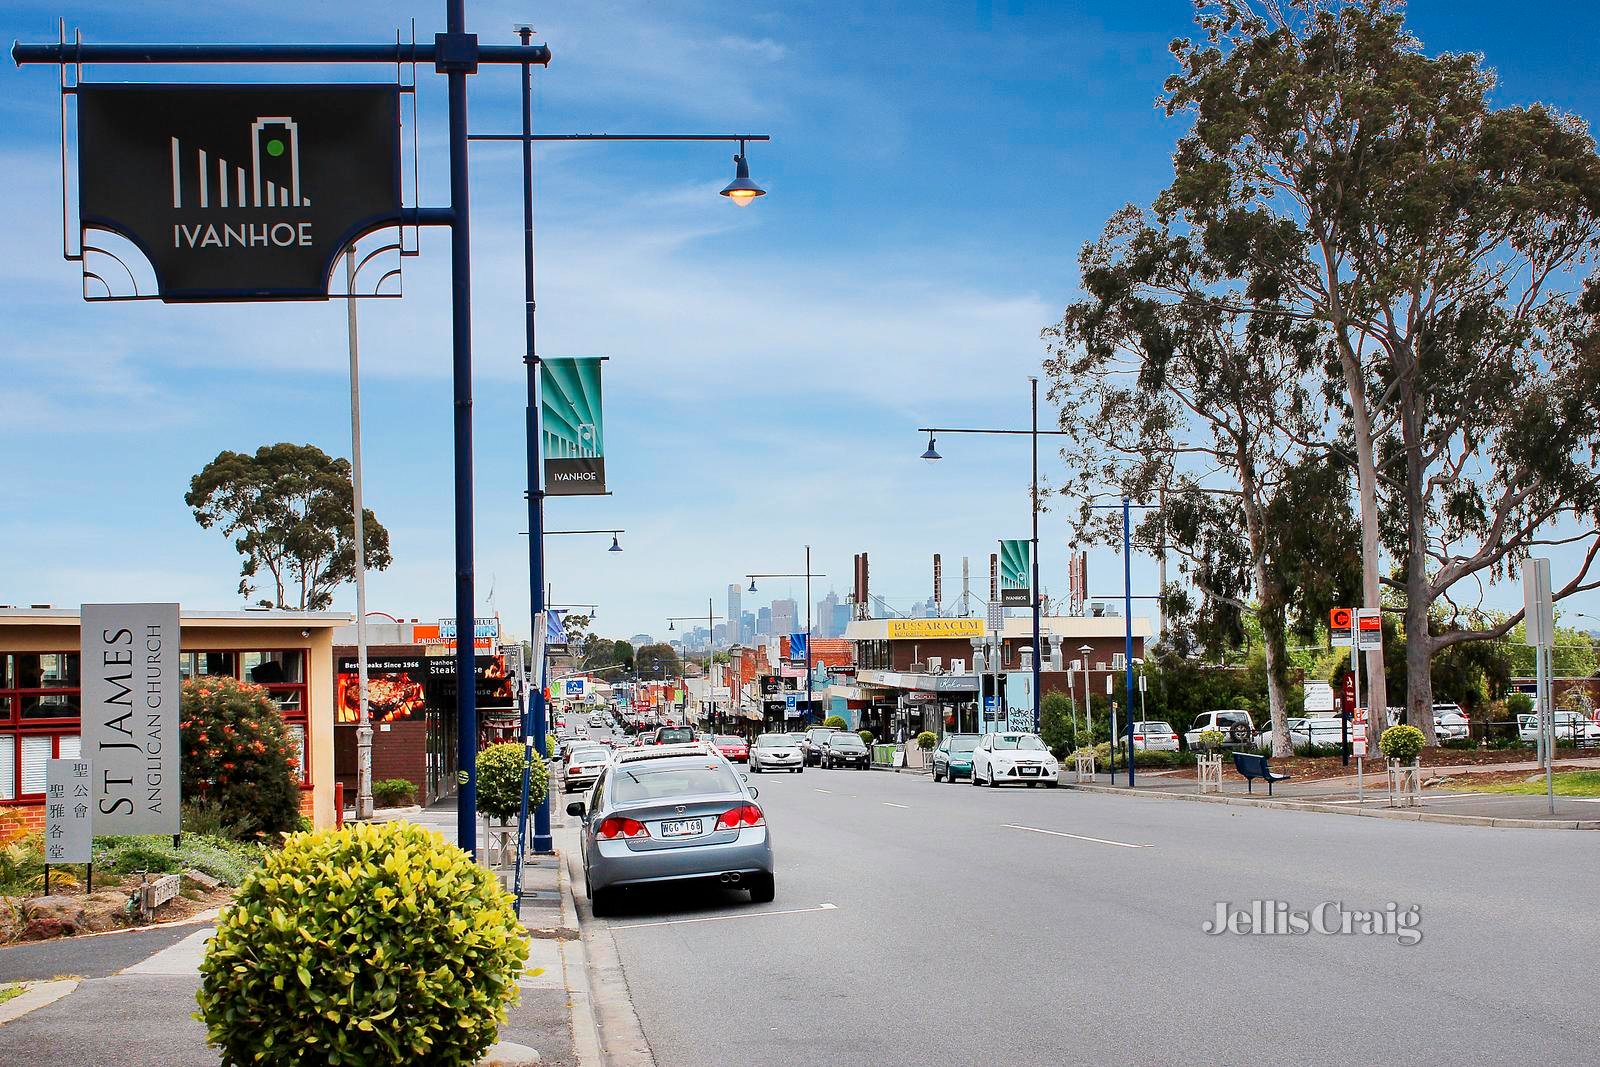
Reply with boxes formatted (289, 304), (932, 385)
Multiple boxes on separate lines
(609, 534), (622, 552)
(720, 144), (766, 207)
(921, 433), (941, 461)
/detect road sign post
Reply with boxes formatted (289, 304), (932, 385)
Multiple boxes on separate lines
(1523, 558), (1555, 813)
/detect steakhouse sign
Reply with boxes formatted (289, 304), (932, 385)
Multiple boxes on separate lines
(77, 84), (401, 301)
(80, 604), (180, 835)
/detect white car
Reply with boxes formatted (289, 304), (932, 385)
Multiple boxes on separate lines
(562, 743), (612, 793)
(970, 732), (1059, 788)
(1433, 706), (1470, 740)
(1184, 710), (1256, 749)
(1519, 712), (1600, 745)
(1131, 721), (1178, 751)
(749, 733), (804, 773)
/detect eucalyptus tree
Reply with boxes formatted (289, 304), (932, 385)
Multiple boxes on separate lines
(1159, 0), (1600, 742)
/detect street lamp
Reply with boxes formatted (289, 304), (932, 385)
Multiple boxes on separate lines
(1078, 645), (1093, 743)
(720, 139), (767, 206)
(667, 601), (725, 725)
(747, 549), (827, 726)
(524, 528), (625, 553)
(918, 377), (1069, 734)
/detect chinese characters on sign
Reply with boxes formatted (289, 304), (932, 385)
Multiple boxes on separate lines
(45, 759), (94, 864)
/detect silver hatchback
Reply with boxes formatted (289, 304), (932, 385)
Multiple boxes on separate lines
(568, 744), (775, 916)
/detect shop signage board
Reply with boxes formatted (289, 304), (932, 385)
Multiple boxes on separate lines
(77, 84), (401, 301)
(541, 357), (607, 495)
(1357, 608), (1382, 651)
(886, 618), (984, 640)
(80, 603), (180, 835)
(45, 758), (94, 864)
(999, 539), (1032, 607)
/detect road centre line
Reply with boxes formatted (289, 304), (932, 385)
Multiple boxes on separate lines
(1003, 823), (1152, 849)
(813, 788), (833, 794)
(613, 903), (838, 931)
(883, 802), (910, 808)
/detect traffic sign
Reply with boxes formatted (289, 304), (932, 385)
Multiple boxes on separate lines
(1357, 608), (1382, 650)
(1329, 607), (1353, 630)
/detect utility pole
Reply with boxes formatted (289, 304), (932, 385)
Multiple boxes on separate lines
(346, 248), (374, 822)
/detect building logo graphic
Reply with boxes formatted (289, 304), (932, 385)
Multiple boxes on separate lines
(77, 83), (401, 301)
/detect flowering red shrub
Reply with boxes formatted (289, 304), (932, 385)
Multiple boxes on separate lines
(181, 676), (303, 839)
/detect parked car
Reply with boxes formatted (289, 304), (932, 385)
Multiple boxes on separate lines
(1432, 705), (1470, 740)
(1131, 722), (1178, 752)
(931, 733), (979, 782)
(650, 725), (696, 746)
(821, 732), (870, 769)
(1254, 716), (1349, 750)
(1520, 712), (1600, 745)
(801, 727), (838, 766)
(568, 744), (774, 916)
(589, 714), (607, 728)
(1184, 710), (1255, 749)
(563, 743), (612, 793)
(749, 733), (803, 773)
(971, 732), (1059, 787)
(713, 735), (749, 763)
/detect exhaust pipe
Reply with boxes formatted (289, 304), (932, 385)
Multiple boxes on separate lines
(719, 872), (742, 885)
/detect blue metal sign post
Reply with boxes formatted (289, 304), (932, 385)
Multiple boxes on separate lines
(14, 3), (552, 857)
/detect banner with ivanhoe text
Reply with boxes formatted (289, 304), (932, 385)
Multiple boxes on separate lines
(542, 357), (606, 495)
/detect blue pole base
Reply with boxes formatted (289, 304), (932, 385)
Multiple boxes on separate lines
(531, 833), (554, 854)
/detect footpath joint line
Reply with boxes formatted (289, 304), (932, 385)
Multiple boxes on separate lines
(1002, 823), (1153, 849)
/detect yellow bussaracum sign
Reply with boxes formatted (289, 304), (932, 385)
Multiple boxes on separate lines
(886, 618), (986, 640)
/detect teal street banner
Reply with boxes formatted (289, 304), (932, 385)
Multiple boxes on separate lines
(999, 539), (1032, 607)
(541, 357), (606, 495)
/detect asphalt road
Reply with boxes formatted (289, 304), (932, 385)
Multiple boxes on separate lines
(581, 763), (1599, 1067)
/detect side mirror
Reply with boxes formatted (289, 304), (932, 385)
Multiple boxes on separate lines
(748, 787), (759, 800)
(566, 800), (586, 817)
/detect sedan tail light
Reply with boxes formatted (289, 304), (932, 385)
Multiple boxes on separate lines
(1133, 735), (1144, 742)
(597, 816), (650, 840)
(715, 804), (765, 831)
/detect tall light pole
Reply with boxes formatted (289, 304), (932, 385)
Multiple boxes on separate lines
(920, 380), (1066, 734)
(344, 249), (375, 822)
(748, 551), (827, 723)
(1078, 645), (1093, 743)
(667, 602), (724, 724)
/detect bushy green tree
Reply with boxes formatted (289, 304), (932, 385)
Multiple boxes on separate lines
(180, 676), (302, 839)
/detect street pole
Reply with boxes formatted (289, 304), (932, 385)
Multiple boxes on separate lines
(346, 249), (374, 822)
(518, 26), (553, 855)
(1123, 496), (1135, 787)
(806, 544), (814, 724)
(1030, 377), (1042, 736)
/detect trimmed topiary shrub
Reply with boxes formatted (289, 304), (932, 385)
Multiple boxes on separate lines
(196, 822), (530, 1065)
(181, 676), (302, 840)
(857, 729), (875, 746)
(823, 715), (848, 730)
(371, 779), (417, 808)
(476, 743), (549, 823)
(1380, 724), (1426, 763)
(916, 731), (938, 751)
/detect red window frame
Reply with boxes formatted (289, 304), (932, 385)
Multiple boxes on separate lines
(0, 651), (84, 804)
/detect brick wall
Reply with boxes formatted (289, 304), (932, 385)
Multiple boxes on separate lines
(0, 804), (45, 845)
(333, 721), (430, 806)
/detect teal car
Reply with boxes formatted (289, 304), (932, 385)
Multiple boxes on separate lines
(931, 733), (979, 782)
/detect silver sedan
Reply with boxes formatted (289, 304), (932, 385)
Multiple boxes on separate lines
(568, 744), (775, 916)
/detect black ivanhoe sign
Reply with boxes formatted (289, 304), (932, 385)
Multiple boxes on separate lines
(78, 84), (401, 301)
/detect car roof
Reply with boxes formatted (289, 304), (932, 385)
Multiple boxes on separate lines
(613, 743), (716, 764)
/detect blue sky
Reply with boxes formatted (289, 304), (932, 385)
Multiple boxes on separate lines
(3, 1), (1599, 642)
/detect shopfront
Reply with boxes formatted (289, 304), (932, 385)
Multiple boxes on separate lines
(0, 608), (346, 840)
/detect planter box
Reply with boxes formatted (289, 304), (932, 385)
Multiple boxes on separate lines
(1074, 752), (1097, 784)
(1196, 753), (1224, 794)
(478, 818), (521, 867)
(1387, 759), (1422, 807)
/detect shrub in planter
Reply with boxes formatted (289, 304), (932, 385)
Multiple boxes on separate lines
(915, 731), (938, 751)
(857, 730), (875, 746)
(181, 676), (302, 840)
(1195, 728), (1226, 754)
(196, 822), (529, 1065)
(476, 743), (549, 823)
(1379, 724), (1426, 763)
(823, 715), (848, 730)
(371, 779), (417, 808)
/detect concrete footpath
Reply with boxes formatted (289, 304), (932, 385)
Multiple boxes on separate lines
(0, 809), (594, 1066)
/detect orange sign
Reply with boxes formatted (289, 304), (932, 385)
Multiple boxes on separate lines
(1329, 607), (1353, 630)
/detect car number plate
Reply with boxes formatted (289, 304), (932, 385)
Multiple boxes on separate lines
(1020, 766), (1040, 776)
(660, 819), (702, 838)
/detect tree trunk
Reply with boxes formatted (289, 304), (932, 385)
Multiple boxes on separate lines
(1236, 451), (1292, 757)
(1337, 349), (1388, 748)
(1261, 608), (1295, 758)
(1401, 391), (1438, 745)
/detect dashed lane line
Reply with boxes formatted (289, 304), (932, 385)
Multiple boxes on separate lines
(1002, 823), (1152, 849)
(883, 802), (910, 809)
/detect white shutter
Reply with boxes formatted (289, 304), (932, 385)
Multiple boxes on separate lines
(0, 736), (13, 800)
(21, 736), (52, 795)
(287, 724), (307, 784)
(59, 735), (81, 759)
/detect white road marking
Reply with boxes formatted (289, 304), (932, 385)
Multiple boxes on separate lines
(813, 788), (833, 794)
(883, 802), (910, 809)
(614, 903), (839, 931)
(1003, 823), (1152, 849)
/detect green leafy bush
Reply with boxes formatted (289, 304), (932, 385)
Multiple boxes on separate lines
(371, 779), (417, 808)
(1196, 728), (1226, 752)
(1441, 737), (1477, 751)
(181, 676), (302, 840)
(915, 731), (938, 751)
(857, 729), (875, 746)
(1380, 724), (1426, 763)
(1507, 692), (1535, 718)
(95, 834), (263, 887)
(1132, 748), (1188, 768)
(476, 743), (549, 823)
(196, 822), (529, 1065)
(823, 715), (848, 730)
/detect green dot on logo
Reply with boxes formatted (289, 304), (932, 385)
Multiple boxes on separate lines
(266, 138), (285, 158)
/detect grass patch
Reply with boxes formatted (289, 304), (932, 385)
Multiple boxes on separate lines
(1468, 771), (1600, 797)
(0, 982), (23, 1005)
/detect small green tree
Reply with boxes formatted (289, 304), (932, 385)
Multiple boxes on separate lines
(823, 715), (847, 730)
(476, 743), (549, 823)
(1040, 691), (1076, 757)
(915, 731), (938, 751)
(180, 676), (302, 839)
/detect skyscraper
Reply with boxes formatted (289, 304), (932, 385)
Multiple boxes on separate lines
(817, 592), (842, 637)
(757, 607), (772, 636)
(771, 598), (797, 638)
(726, 584), (742, 651)
(742, 611), (756, 643)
